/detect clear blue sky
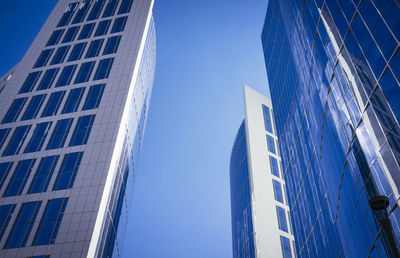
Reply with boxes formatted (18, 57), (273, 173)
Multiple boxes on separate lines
(0, 1), (269, 257)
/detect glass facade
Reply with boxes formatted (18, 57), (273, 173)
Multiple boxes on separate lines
(262, 0), (400, 257)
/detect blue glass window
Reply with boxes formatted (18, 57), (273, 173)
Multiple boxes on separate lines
(103, 36), (121, 55)
(62, 26), (79, 43)
(0, 204), (15, 242)
(46, 29), (64, 46)
(94, 20), (111, 36)
(56, 65), (77, 87)
(0, 162), (13, 190)
(267, 135), (276, 154)
(111, 16), (127, 33)
(118, 0), (133, 14)
(53, 152), (83, 190)
(262, 105), (273, 133)
(74, 61), (95, 83)
(72, 0), (92, 24)
(103, 0), (119, 17)
(3, 159), (36, 197)
(28, 156), (59, 194)
(0, 129), (11, 150)
(50, 46), (70, 65)
(86, 39), (104, 58)
(273, 179), (284, 203)
(82, 84), (105, 110)
(68, 42), (87, 62)
(21, 95), (46, 121)
(32, 198), (68, 246)
(93, 58), (114, 80)
(4, 201), (41, 248)
(37, 68), (59, 91)
(87, 0), (106, 21)
(2, 126), (31, 156)
(46, 118), (73, 150)
(61, 87), (85, 114)
(33, 49), (54, 68)
(78, 23), (95, 40)
(41, 91), (65, 117)
(24, 122), (53, 153)
(2, 98), (27, 124)
(280, 236), (292, 258)
(19, 71), (42, 93)
(276, 206), (288, 232)
(269, 156), (280, 177)
(69, 115), (95, 146)
(57, 2), (79, 27)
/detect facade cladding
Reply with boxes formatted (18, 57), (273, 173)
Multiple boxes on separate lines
(0, 0), (155, 257)
(262, 0), (400, 257)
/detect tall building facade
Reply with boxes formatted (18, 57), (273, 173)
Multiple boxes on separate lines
(230, 86), (295, 258)
(0, 0), (155, 257)
(262, 0), (400, 257)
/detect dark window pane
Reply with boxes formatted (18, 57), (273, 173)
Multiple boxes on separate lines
(0, 204), (16, 242)
(57, 2), (79, 27)
(4, 201), (41, 248)
(280, 236), (292, 258)
(78, 23), (95, 40)
(28, 156), (59, 194)
(276, 206), (288, 232)
(46, 118), (73, 150)
(273, 179), (284, 203)
(37, 68), (59, 91)
(267, 135), (276, 154)
(390, 49), (400, 83)
(62, 26), (79, 43)
(2, 98), (28, 124)
(87, 0), (106, 21)
(46, 29), (64, 46)
(103, 0), (119, 17)
(74, 61), (95, 83)
(379, 69), (400, 122)
(53, 152), (83, 190)
(21, 95), (46, 121)
(118, 0), (133, 14)
(56, 65), (77, 87)
(262, 104), (273, 133)
(69, 115), (95, 146)
(269, 156), (280, 177)
(19, 71), (42, 93)
(95, 20), (111, 37)
(41, 91), (65, 117)
(0, 162), (13, 190)
(2, 126), (31, 156)
(111, 16), (127, 33)
(62, 87), (85, 114)
(50, 46), (70, 65)
(24, 122), (53, 153)
(93, 58), (114, 80)
(86, 39), (104, 58)
(3, 159), (36, 197)
(82, 84), (105, 110)
(72, 0), (92, 24)
(103, 36), (121, 55)
(33, 49), (54, 68)
(0, 129), (11, 150)
(68, 42), (87, 62)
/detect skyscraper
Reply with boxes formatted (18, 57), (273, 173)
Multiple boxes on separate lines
(0, 0), (155, 257)
(262, 0), (400, 257)
(230, 85), (295, 258)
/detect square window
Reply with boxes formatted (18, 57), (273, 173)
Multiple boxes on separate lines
(93, 58), (114, 80)
(56, 65), (77, 87)
(78, 23), (95, 40)
(37, 68), (59, 91)
(62, 26), (79, 43)
(74, 61), (96, 84)
(111, 16), (127, 33)
(86, 39), (104, 58)
(19, 71), (42, 93)
(94, 19), (111, 36)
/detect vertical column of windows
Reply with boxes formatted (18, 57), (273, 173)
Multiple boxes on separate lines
(86, 39), (104, 58)
(46, 29), (64, 47)
(103, 0), (119, 17)
(33, 49), (54, 68)
(62, 88), (85, 114)
(111, 16), (127, 33)
(94, 58), (114, 80)
(36, 68), (59, 91)
(53, 152), (83, 190)
(28, 156), (59, 194)
(82, 84), (105, 110)
(72, 0), (92, 24)
(118, 0), (134, 14)
(3, 159), (36, 197)
(46, 119), (73, 150)
(0, 204), (15, 242)
(50, 46), (70, 65)
(74, 61), (96, 84)
(2, 125), (31, 156)
(41, 91), (65, 117)
(62, 26), (80, 43)
(87, 0), (106, 21)
(19, 72), (42, 94)
(0, 163), (13, 190)
(94, 20), (111, 36)
(1, 98), (27, 124)
(69, 115), (95, 146)
(56, 65), (77, 87)
(68, 43), (87, 62)
(24, 122), (53, 153)
(103, 36), (121, 55)
(78, 23), (95, 40)
(57, 2), (79, 27)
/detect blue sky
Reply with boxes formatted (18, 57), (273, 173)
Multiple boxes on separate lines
(0, 1), (269, 257)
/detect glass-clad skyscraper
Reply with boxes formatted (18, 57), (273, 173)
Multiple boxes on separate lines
(0, 0), (155, 257)
(230, 86), (295, 258)
(262, 0), (400, 257)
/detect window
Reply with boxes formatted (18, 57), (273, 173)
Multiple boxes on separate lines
(273, 180), (284, 203)
(57, 2), (79, 27)
(0, 204), (16, 242)
(68, 43), (87, 62)
(111, 16), (127, 33)
(280, 236), (292, 258)
(262, 105), (273, 133)
(62, 26), (80, 43)
(87, 0), (106, 21)
(267, 135), (276, 154)
(3, 159), (36, 197)
(50, 46), (70, 65)
(0, 162), (13, 190)
(2, 126), (31, 156)
(32, 198), (68, 246)
(21, 95), (46, 121)
(53, 152), (83, 190)
(37, 68), (59, 91)
(2, 97), (27, 123)
(24, 122), (53, 153)
(94, 20), (111, 36)
(269, 156), (280, 177)
(72, 0), (92, 24)
(56, 65), (77, 87)
(33, 49), (54, 68)
(69, 115), (95, 146)
(82, 84), (105, 110)
(103, 0), (119, 17)
(41, 91), (65, 117)
(78, 23), (95, 40)
(74, 61), (95, 83)
(103, 36), (121, 55)
(19, 71), (42, 93)
(46, 29), (64, 46)
(28, 156), (59, 194)
(86, 39), (104, 58)
(46, 118), (73, 150)
(0, 128), (11, 150)
(276, 206), (288, 232)
(118, 0), (134, 14)
(62, 87), (85, 114)
(4, 201), (42, 248)
(93, 58), (114, 80)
